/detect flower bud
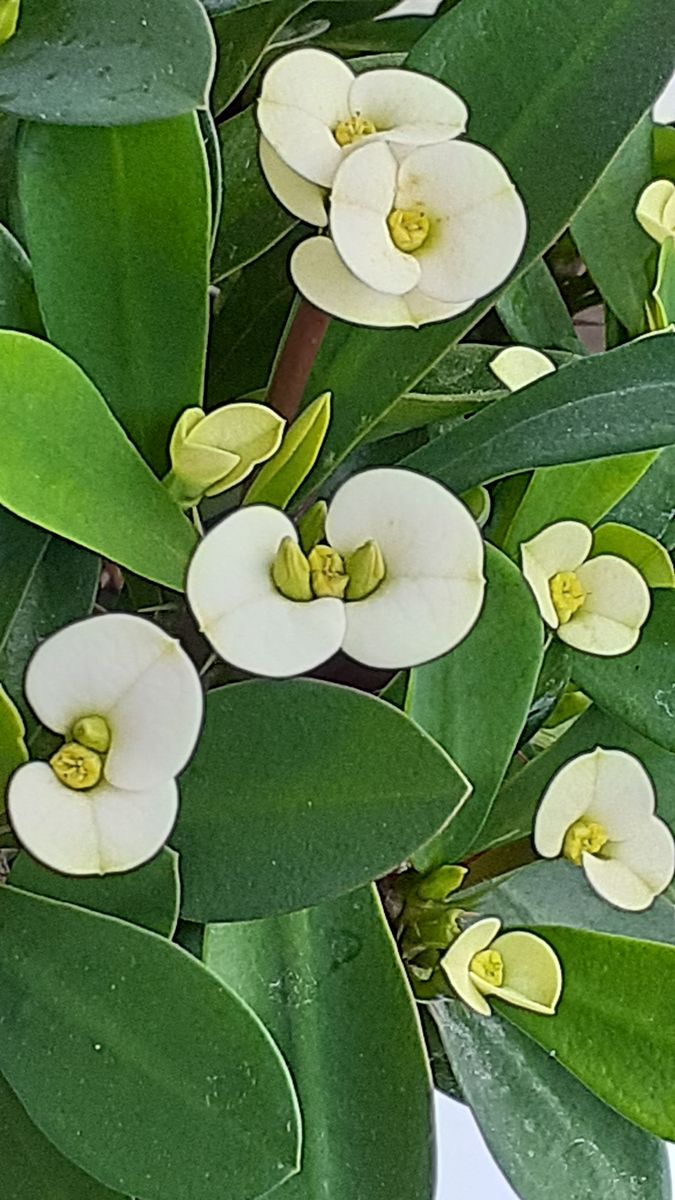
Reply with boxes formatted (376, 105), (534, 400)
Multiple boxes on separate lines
(345, 539), (385, 601)
(271, 537), (312, 602)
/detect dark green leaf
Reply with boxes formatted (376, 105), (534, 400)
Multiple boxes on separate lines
(18, 115), (210, 475)
(174, 678), (469, 921)
(0, 223), (41, 334)
(0, 885), (300, 1200)
(496, 258), (583, 353)
(211, 0), (310, 114)
(0, 0), (215, 126)
(204, 886), (433, 1200)
(316, 15), (432, 56)
(609, 445), (675, 549)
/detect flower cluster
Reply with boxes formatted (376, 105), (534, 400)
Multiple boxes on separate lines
(257, 48), (527, 327)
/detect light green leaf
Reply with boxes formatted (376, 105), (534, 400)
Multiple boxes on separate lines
(0, 682), (26, 811)
(0, 333), (196, 590)
(299, 0), (675, 495)
(18, 114), (210, 476)
(407, 546), (544, 869)
(406, 333), (675, 490)
(9, 848), (180, 938)
(496, 257), (583, 353)
(653, 235), (675, 325)
(0, 885), (300, 1200)
(608, 445), (675, 550)
(174, 679), (469, 922)
(0, 0), (215, 125)
(0, 223), (42, 334)
(501, 925), (675, 1140)
(211, 0), (310, 114)
(433, 1000), (670, 1200)
(204, 886), (433, 1200)
(245, 390), (330, 507)
(592, 521), (675, 587)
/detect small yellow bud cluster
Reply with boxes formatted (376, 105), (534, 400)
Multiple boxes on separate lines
(50, 715), (111, 792)
(470, 948), (504, 988)
(387, 207), (431, 254)
(333, 114), (377, 147)
(272, 536), (386, 603)
(562, 818), (608, 867)
(549, 570), (585, 624)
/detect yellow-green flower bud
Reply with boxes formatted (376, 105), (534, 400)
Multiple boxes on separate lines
(166, 403), (285, 507)
(308, 544), (349, 599)
(345, 539), (386, 601)
(50, 742), (103, 791)
(272, 537), (312, 602)
(416, 864), (467, 902)
(71, 715), (111, 754)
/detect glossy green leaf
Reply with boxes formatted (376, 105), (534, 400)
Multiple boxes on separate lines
(570, 591), (675, 752)
(0, 0), (215, 126)
(9, 848), (180, 937)
(211, 0), (309, 114)
(501, 925), (675, 1140)
(204, 886), (433, 1200)
(433, 1000), (670, 1200)
(654, 125), (675, 180)
(406, 333), (675, 491)
(245, 391), (330, 507)
(407, 547), (544, 869)
(608, 445), (675, 550)
(299, 0), (675, 495)
(0, 333), (196, 590)
(592, 521), (675, 587)
(0, 885), (300, 1200)
(0, 223), (41, 334)
(213, 108), (297, 284)
(18, 114), (210, 475)
(317, 14), (433, 56)
(174, 679), (469, 921)
(496, 258), (583, 353)
(0, 682), (26, 811)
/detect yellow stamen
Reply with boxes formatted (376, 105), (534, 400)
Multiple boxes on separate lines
(71, 715), (111, 754)
(387, 207), (431, 253)
(563, 818), (608, 866)
(550, 570), (586, 624)
(470, 948), (504, 988)
(271, 536), (312, 602)
(334, 114), (377, 147)
(308, 544), (349, 599)
(345, 539), (385, 601)
(50, 742), (103, 791)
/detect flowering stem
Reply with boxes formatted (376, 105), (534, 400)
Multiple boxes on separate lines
(266, 300), (330, 424)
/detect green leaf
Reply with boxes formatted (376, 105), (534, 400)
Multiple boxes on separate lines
(317, 14), (433, 56)
(569, 591), (675, 753)
(299, 0), (675, 494)
(571, 115), (655, 336)
(0, 682), (26, 811)
(9, 848), (180, 938)
(407, 546), (544, 869)
(500, 925), (675, 1140)
(433, 1000), (670, 1200)
(211, 0), (309, 114)
(0, 507), (99, 717)
(18, 114), (210, 476)
(204, 886), (433, 1200)
(0, 333), (196, 590)
(174, 678), (469, 922)
(653, 235), (675, 325)
(0, 885), (300, 1200)
(245, 391), (330, 507)
(213, 108), (297, 284)
(0, 0), (215, 126)
(654, 125), (675, 180)
(405, 333), (675, 490)
(592, 521), (675, 587)
(0, 223), (42, 334)
(496, 258), (583, 353)
(608, 445), (675, 549)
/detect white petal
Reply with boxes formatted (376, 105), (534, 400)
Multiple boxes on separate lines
(487, 930), (563, 1014)
(635, 179), (675, 243)
(259, 138), (328, 227)
(25, 615), (203, 791)
(7, 762), (178, 876)
(533, 748), (604, 857)
(326, 467), (485, 668)
(557, 555), (652, 656)
(583, 748), (656, 840)
(348, 69), (468, 145)
(257, 48), (353, 187)
(441, 917), (501, 1016)
(582, 854), (658, 912)
(396, 141), (527, 303)
(290, 236), (471, 328)
(186, 506), (345, 678)
(609, 816), (675, 898)
(521, 521), (593, 628)
(330, 142), (420, 295)
(489, 346), (556, 393)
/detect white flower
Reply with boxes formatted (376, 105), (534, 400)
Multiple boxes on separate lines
(490, 345), (556, 392)
(635, 179), (675, 244)
(534, 748), (675, 911)
(186, 467), (485, 678)
(7, 615), (203, 876)
(441, 916), (562, 1017)
(521, 520), (651, 656)
(291, 138), (527, 328)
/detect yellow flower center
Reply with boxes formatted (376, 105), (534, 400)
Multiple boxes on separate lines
(563, 818), (608, 866)
(387, 207), (431, 253)
(272, 537), (386, 602)
(470, 948), (504, 988)
(71, 714), (111, 754)
(549, 570), (586, 624)
(308, 544), (349, 599)
(50, 742), (103, 791)
(334, 114), (377, 147)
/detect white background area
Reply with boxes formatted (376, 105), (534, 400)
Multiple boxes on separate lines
(383, 2), (675, 1195)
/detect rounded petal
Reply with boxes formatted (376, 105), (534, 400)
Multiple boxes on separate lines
(635, 179), (675, 244)
(7, 761), (178, 876)
(291, 236), (471, 328)
(533, 748), (605, 857)
(186, 506), (345, 678)
(521, 521), (593, 628)
(396, 141), (527, 303)
(558, 555), (651, 656)
(257, 48), (353, 187)
(440, 917), (501, 1016)
(608, 816), (675, 900)
(583, 748), (656, 840)
(487, 930), (562, 1014)
(489, 346), (556, 393)
(259, 137), (328, 227)
(326, 467), (485, 668)
(25, 615), (203, 791)
(582, 853), (658, 912)
(348, 68), (468, 145)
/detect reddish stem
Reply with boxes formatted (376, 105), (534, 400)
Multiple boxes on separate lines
(266, 300), (330, 424)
